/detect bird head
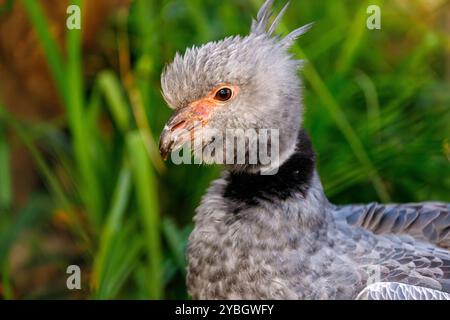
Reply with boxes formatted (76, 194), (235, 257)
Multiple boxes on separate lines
(159, 0), (312, 173)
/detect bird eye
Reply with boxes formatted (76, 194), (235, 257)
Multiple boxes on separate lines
(214, 87), (233, 101)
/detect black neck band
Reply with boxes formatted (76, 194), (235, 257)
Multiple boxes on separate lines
(223, 130), (316, 206)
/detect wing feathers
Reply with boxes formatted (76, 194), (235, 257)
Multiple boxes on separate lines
(334, 202), (450, 248)
(357, 282), (450, 300)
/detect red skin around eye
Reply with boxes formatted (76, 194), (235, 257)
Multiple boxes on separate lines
(191, 101), (214, 117)
(178, 84), (239, 127)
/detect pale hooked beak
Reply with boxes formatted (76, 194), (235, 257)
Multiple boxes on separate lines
(159, 97), (216, 160)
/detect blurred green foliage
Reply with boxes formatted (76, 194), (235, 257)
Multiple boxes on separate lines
(0, 0), (448, 299)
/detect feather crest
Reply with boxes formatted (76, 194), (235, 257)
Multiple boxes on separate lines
(250, 0), (313, 47)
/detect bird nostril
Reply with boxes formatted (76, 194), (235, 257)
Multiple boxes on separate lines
(171, 120), (186, 132)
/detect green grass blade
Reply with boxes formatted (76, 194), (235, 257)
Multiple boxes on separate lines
(2, 260), (13, 299)
(97, 71), (131, 133)
(21, 0), (67, 102)
(92, 163), (132, 294)
(0, 124), (11, 211)
(22, 0), (103, 230)
(355, 71), (381, 136)
(127, 132), (162, 299)
(335, 2), (370, 74)
(162, 217), (186, 275)
(66, 0), (103, 228)
(3, 113), (91, 248)
(97, 232), (143, 299)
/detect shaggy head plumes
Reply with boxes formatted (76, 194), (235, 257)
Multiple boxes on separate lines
(159, 0), (312, 171)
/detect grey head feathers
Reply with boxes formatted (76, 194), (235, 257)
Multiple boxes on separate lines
(161, 0), (313, 110)
(160, 0), (313, 169)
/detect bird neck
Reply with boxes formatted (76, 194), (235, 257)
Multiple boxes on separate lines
(222, 130), (329, 227)
(223, 130), (317, 200)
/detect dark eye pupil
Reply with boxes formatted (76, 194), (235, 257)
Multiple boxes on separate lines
(216, 88), (232, 101)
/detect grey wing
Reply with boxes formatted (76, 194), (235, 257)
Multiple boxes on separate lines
(356, 282), (450, 300)
(332, 202), (450, 248)
(331, 207), (450, 296)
